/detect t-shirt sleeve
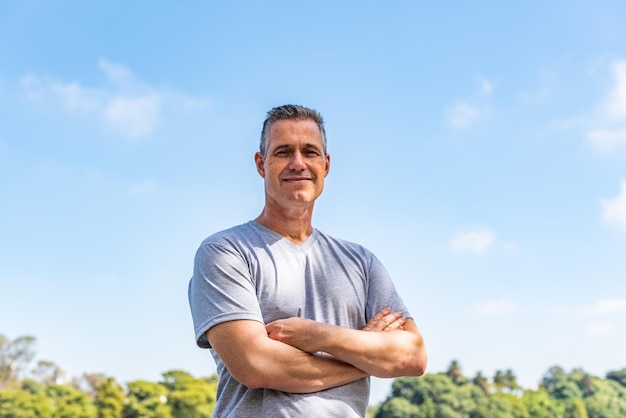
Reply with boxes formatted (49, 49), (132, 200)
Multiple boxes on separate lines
(365, 254), (411, 322)
(188, 241), (264, 348)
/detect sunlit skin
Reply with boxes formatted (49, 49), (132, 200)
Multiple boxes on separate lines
(254, 119), (330, 243)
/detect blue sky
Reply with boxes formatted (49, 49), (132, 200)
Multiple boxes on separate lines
(1, 0), (625, 405)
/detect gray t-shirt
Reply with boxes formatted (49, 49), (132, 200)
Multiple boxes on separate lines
(188, 221), (410, 418)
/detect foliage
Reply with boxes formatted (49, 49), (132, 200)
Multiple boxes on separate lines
(375, 396), (421, 417)
(45, 384), (97, 418)
(606, 368), (626, 388)
(94, 377), (125, 418)
(2, 335), (626, 417)
(373, 360), (626, 418)
(161, 370), (217, 418)
(0, 335), (36, 388)
(0, 335), (218, 418)
(0, 388), (52, 418)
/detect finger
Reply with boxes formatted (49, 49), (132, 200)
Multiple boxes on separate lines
(383, 314), (406, 331)
(372, 307), (391, 322)
(367, 308), (391, 325)
(381, 311), (403, 325)
(363, 307), (392, 331)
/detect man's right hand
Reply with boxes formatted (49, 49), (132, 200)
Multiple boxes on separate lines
(362, 307), (406, 332)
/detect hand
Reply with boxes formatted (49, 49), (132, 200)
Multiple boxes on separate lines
(266, 307), (407, 353)
(265, 317), (322, 353)
(362, 307), (406, 332)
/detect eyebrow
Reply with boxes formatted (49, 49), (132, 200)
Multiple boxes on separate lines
(271, 143), (323, 152)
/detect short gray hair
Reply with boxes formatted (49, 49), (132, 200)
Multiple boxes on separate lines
(259, 104), (327, 157)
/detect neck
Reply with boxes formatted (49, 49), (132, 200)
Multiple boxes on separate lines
(255, 202), (315, 245)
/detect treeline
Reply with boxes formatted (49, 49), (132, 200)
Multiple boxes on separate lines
(0, 335), (217, 417)
(369, 360), (626, 418)
(4, 335), (626, 418)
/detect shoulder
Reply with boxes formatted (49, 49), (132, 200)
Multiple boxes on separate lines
(314, 229), (375, 258)
(199, 221), (260, 248)
(193, 222), (265, 264)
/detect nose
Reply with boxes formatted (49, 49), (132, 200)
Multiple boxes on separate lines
(288, 151), (306, 171)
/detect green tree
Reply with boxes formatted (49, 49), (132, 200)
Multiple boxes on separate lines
(390, 373), (484, 416)
(46, 383), (97, 418)
(161, 370), (217, 418)
(493, 370), (506, 393)
(80, 373), (107, 393)
(522, 388), (563, 418)
(374, 397), (420, 418)
(446, 360), (467, 386)
(551, 380), (583, 401)
(503, 369), (521, 394)
(33, 360), (65, 385)
(564, 398), (588, 418)
(95, 377), (125, 418)
(583, 378), (626, 418)
(0, 335), (36, 388)
(542, 366), (567, 391)
(606, 368), (626, 388)
(472, 372), (490, 395)
(124, 380), (171, 418)
(21, 378), (46, 396)
(0, 388), (52, 418)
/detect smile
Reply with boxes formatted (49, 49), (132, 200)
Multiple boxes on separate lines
(283, 177), (311, 182)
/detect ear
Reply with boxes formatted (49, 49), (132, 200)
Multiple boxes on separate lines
(324, 153), (331, 177)
(254, 152), (265, 178)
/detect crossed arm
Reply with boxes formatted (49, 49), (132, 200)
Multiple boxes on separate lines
(206, 308), (427, 393)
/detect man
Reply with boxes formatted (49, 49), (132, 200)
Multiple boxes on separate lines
(188, 104), (427, 417)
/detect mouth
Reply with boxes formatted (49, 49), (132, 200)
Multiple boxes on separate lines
(282, 177), (312, 182)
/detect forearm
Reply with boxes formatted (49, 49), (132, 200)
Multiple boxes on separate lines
(207, 320), (368, 394)
(242, 338), (368, 392)
(318, 323), (426, 378)
(267, 318), (427, 378)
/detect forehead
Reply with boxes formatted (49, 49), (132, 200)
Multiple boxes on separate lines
(267, 119), (323, 148)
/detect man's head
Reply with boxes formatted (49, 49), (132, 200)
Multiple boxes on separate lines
(260, 104), (327, 158)
(254, 104), (330, 211)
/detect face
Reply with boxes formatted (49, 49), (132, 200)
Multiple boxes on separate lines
(255, 119), (330, 209)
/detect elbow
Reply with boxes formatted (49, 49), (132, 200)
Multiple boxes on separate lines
(396, 350), (428, 377)
(237, 374), (265, 390)
(411, 340), (428, 376)
(229, 359), (289, 390)
(231, 368), (268, 390)
(381, 341), (428, 378)
(406, 328), (428, 376)
(371, 355), (427, 379)
(411, 351), (428, 376)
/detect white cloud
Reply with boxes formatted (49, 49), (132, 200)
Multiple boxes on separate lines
(98, 59), (134, 86)
(585, 59), (626, 154)
(585, 322), (616, 336)
(478, 77), (493, 97)
(20, 60), (210, 140)
(105, 95), (161, 139)
(584, 298), (626, 315)
(602, 60), (626, 121)
(450, 227), (495, 255)
(20, 75), (103, 112)
(445, 76), (493, 130)
(447, 102), (484, 129)
(601, 179), (626, 231)
(558, 297), (626, 317)
(587, 128), (626, 152)
(470, 300), (517, 315)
